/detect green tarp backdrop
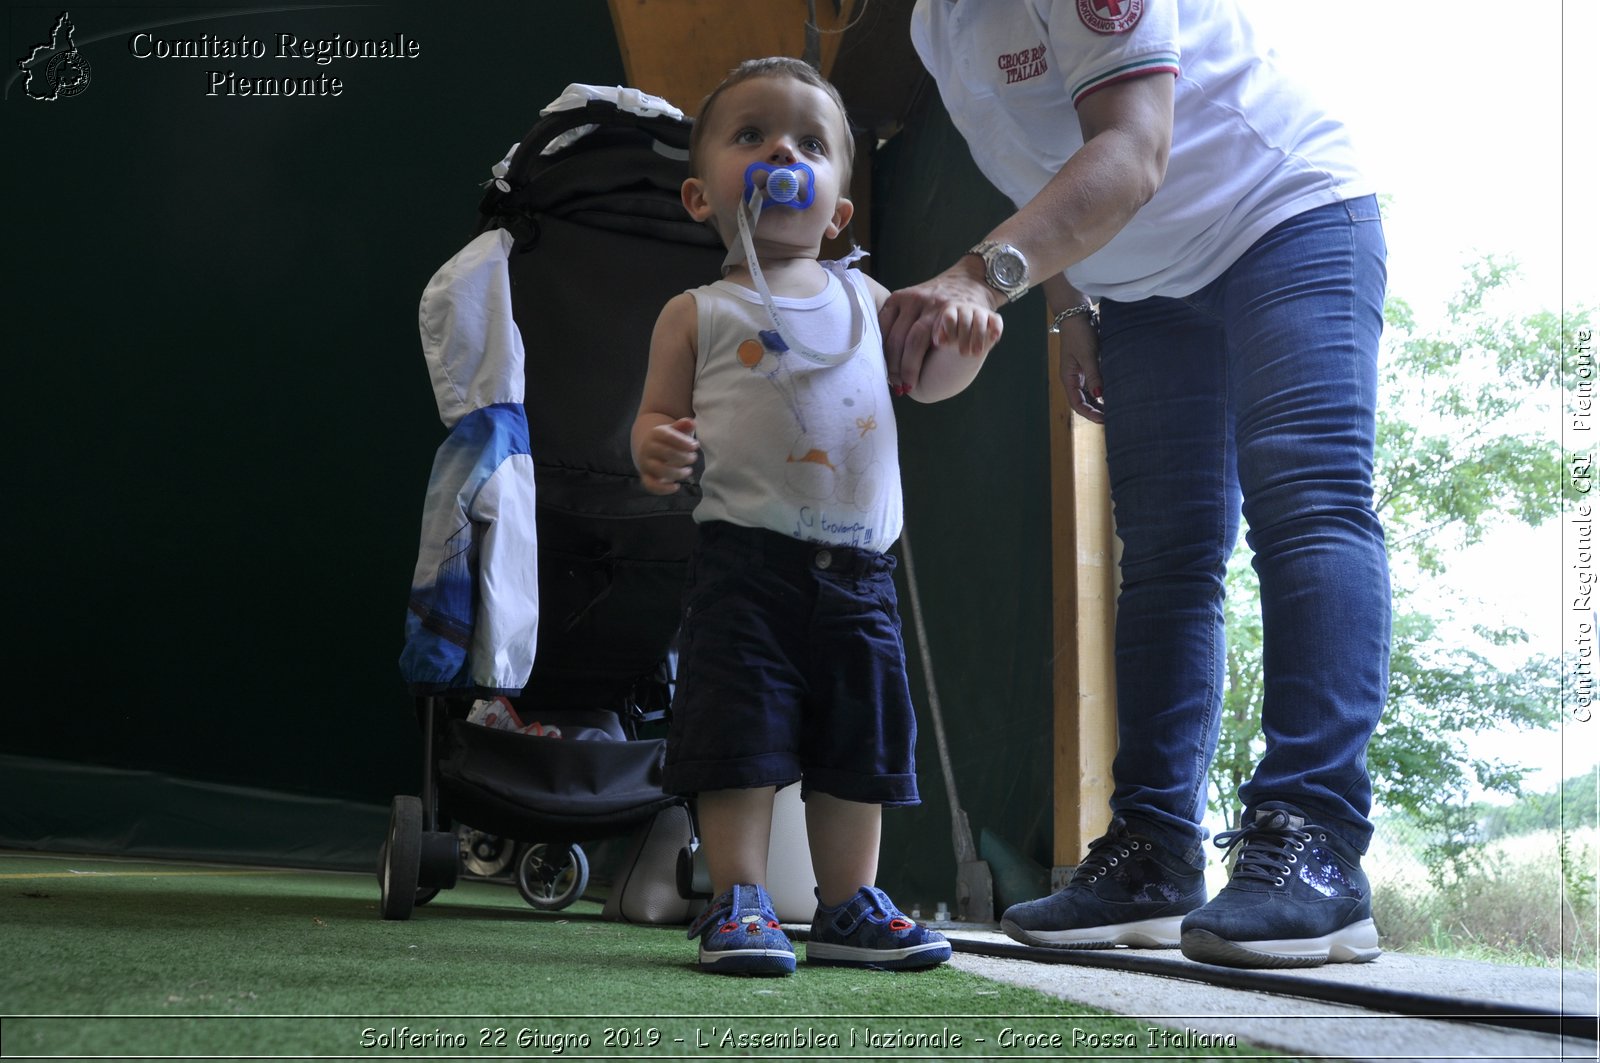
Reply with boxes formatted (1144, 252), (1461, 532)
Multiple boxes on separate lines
(3, 2), (1057, 915)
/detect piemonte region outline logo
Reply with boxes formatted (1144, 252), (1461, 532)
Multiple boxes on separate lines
(17, 12), (92, 100)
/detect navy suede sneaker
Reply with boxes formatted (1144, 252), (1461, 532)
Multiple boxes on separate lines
(1000, 817), (1205, 949)
(687, 883), (795, 976)
(1180, 804), (1381, 969)
(806, 886), (952, 970)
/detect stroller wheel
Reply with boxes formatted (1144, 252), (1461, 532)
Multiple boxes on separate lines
(459, 827), (516, 878)
(515, 842), (589, 911)
(413, 886), (441, 906)
(379, 796), (423, 920)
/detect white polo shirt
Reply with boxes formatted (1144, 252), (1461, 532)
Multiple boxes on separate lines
(911, 0), (1372, 302)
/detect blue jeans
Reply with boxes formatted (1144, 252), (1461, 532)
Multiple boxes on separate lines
(1097, 196), (1390, 866)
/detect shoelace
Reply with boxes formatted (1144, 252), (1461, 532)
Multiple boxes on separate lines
(1214, 812), (1310, 887)
(1070, 822), (1153, 886)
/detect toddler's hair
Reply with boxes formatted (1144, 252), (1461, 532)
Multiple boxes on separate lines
(688, 57), (856, 183)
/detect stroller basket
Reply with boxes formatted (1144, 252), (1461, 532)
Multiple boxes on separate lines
(437, 714), (679, 842)
(378, 696), (688, 920)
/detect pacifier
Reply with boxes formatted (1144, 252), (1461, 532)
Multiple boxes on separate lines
(743, 160), (815, 209)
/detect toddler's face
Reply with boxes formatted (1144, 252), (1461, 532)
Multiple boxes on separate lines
(683, 74), (853, 253)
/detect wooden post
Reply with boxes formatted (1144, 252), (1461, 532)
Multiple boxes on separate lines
(1048, 333), (1118, 880)
(608, 0), (853, 117)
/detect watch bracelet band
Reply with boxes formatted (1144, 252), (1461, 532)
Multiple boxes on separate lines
(1049, 302), (1099, 333)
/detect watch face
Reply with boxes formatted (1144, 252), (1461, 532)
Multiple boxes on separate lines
(992, 251), (1026, 287)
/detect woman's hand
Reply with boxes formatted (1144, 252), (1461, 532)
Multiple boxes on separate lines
(879, 258), (1001, 396)
(1056, 313), (1105, 424)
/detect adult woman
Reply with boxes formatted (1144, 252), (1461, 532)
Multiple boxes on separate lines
(883, 0), (1391, 969)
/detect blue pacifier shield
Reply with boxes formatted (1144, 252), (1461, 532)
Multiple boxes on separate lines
(743, 161), (815, 209)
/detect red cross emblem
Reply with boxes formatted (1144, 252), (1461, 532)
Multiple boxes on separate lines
(1077, 0), (1144, 35)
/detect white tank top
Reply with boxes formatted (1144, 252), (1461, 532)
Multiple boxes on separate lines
(689, 268), (903, 553)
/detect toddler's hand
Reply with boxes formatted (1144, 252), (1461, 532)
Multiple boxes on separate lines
(934, 303), (1004, 358)
(637, 417), (698, 494)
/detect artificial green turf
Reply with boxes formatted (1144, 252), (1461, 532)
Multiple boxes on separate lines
(0, 853), (1286, 1059)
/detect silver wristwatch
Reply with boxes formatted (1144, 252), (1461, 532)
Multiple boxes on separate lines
(968, 240), (1031, 301)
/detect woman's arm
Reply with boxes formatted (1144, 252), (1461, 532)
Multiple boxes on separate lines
(880, 73), (1173, 395)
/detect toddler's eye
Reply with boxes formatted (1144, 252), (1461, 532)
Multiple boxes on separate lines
(734, 128), (762, 145)
(801, 136), (825, 154)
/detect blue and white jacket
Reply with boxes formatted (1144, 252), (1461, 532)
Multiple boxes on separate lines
(399, 229), (538, 696)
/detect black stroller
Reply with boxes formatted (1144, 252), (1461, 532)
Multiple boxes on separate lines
(380, 85), (725, 921)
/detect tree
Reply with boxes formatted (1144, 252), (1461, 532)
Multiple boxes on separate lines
(1209, 257), (1584, 877)
(1478, 765), (1600, 839)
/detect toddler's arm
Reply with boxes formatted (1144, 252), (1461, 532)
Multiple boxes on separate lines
(631, 292), (700, 495)
(908, 301), (1003, 403)
(865, 273), (1001, 403)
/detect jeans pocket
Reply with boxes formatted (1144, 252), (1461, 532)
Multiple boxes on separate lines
(1343, 194), (1382, 224)
(682, 567), (731, 619)
(682, 546), (762, 619)
(867, 571), (903, 627)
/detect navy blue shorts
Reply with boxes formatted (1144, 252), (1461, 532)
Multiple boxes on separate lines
(663, 521), (920, 807)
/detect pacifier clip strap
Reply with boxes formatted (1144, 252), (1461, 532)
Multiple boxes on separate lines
(735, 193), (867, 368)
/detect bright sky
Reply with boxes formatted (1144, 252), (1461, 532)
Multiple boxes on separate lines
(1240, 0), (1595, 320)
(1237, 1), (1598, 797)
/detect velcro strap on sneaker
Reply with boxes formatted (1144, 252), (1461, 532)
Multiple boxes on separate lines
(686, 895), (730, 939)
(827, 885), (899, 935)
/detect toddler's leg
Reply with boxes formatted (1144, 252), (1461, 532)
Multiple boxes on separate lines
(803, 793), (950, 970)
(687, 786), (793, 976)
(804, 792), (881, 905)
(698, 786), (776, 895)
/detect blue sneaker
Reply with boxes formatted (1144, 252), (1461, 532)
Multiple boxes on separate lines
(1180, 804), (1381, 969)
(806, 886), (952, 970)
(1001, 817), (1205, 949)
(686, 884), (795, 976)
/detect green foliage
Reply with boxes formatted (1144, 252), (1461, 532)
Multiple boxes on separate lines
(1364, 772), (1599, 963)
(1479, 765), (1600, 839)
(1374, 256), (1567, 574)
(1369, 827), (1598, 967)
(1209, 258), (1587, 857)
(1559, 829), (1597, 949)
(1214, 560), (1265, 831)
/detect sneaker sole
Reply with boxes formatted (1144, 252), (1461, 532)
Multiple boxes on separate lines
(698, 947), (796, 976)
(1000, 915), (1184, 950)
(1180, 919), (1381, 969)
(805, 940), (952, 970)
